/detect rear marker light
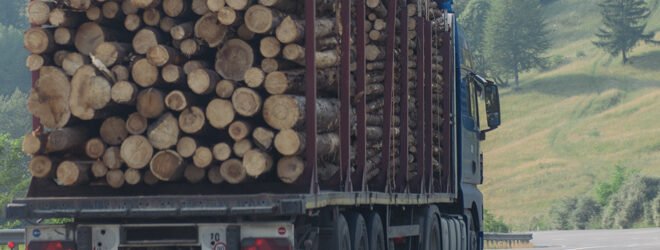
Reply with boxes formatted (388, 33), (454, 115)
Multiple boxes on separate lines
(241, 237), (292, 250)
(27, 241), (76, 250)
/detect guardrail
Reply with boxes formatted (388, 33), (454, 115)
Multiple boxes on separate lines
(0, 229), (24, 245)
(484, 232), (533, 249)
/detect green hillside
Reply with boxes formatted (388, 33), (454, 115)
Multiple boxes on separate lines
(480, 0), (660, 229)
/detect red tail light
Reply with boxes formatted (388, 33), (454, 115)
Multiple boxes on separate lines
(7, 242), (15, 249)
(26, 241), (76, 250)
(241, 237), (292, 250)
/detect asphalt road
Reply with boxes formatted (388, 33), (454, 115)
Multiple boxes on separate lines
(512, 228), (660, 250)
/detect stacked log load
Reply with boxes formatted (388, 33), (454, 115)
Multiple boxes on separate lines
(22, 0), (447, 189)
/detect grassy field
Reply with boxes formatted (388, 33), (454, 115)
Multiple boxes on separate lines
(480, 0), (660, 230)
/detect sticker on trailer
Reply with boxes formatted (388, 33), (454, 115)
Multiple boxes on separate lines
(213, 242), (227, 250)
(199, 225), (227, 250)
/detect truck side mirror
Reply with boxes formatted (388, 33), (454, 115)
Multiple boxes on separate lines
(484, 82), (501, 129)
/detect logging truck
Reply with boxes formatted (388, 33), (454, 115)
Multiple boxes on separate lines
(6, 0), (502, 249)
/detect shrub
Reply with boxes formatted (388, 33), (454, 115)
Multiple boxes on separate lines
(572, 196), (601, 229)
(549, 196), (577, 230)
(484, 209), (510, 233)
(602, 174), (660, 228)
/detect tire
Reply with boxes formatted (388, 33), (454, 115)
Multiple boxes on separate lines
(345, 212), (369, 250)
(365, 212), (385, 250)
(419, 205), (441, 250)
(335, 213), (352, 250)
(440, 218), (450, 250)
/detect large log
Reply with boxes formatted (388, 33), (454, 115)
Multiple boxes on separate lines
(27, 1), (54, 25)
(244, 5), (284, 34)
(179, 38), (207, 57)
(112, 65), (130, 81)
(142, 8), (162, 26)
(26, 54), (49, 71)
(67, 0), (92, 10)
(226, 0), (254, 10)
(150, 149), (184, 181)
(91, 160), (108, 178)
(162, 64), (186, 84)
(217, 6), (241, 26)
(206, 0), (226, 12)
(206, 98), (235, 129)
(131, 0), (161, 9)
(170, 22), (194, 40)
(124, 14), (142, 31)
(121, 135), (154, 169)
(220, 158), (246, 184)
(100, 116), (129, 145)
(232, 87), (262, 117)
(261, 58), (296, 73)
(191, 0), (210, 15)
(147, 112), (180, 150)
(233, 139), (252, 158)
(46, 126), (90, 153)
(50, 8), (84, 27)
(132, 57), (162, 87)
(29, 155), (57, 178)
(69, 66), (112, 120)
(102, 1), (124, 20)
(22, 130), (49, 156)
(165, 90), (193, 111)
(215, 39), (254, 81)
(124, 168), (142, 185)
(24, 27), (55, 54)
(62, 52), (89, 76)
(260, 36), (281, 58)
(243, 149), (273, 178)
(194, 13), (229, 47)
(57, 161), (91, 186)
(262, 95), (339, 131)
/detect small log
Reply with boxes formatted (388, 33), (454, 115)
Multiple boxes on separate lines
(46, 126), (90, 152)
(226, 0), (254, 10)
(177, 136), (198, 158)
(179, 106), (206, 134)
(193, 146), (213, 168)
(244, 67), (265, 88)
(57, 161), (90, 186)
(29, 155), (56, 178)
(228, 120), (252, 141)
(275, 16), (303, 44)
(124, 14), (143, 31)
(112, 65), (130, 81)
(122, 0), (140, 15)
(91, 160), (108, 178)
(150, 149), (185, 181)
(103, 146), (123, 170)
(27, 67), (71, 129)
(165, 90), (193, 111)
(75, 22), (119, 56)
(133, 27), (165, 55)
(184, 163), (206, 183)
(124, 168), (142, 185)
(147, 112), (180, 150)
(22, 130), (48, 156)
(62, 52), (89, 76)
(215, 39), (254, 81)
(147, 45), (184, 67)
(142, 8), (162, 26)
(212, 142), (232, 161)
(317, 36), (339, 50)
(259, 0), (297, 10)
(188, 68), (220, 95)
(86, 6), (105, 23)
(232, 87), (262, 117)
(70, 66), (112, 120)
(252, 127), (274, 151)
(277, 156), (303, 184)
(137, 88), (165, 119)
(100, 116), (129, 145)
(232, 139), (252, 158)
(162, 64), (186, 83)
(263, 95), (339, 131)
(206, 98), (235, 129)
(28, 0), (54, 25)
(26, 54), (48, 71)
(170, 22), (194, 40)
(260, 36), (281, 58)
(261, 58), (295, 73)
(54, 27), (75, 45)
(111, 80), (139, 105)
(194, 13), (229, 47)
(67, 0), (92, 10)
(191, 0), (210, 15)
(53, 50), (70, 67)
(207, 165), (224, 184)
(131, 0), (161, 9)
(121, 135), (154, 169)
(102, 1), (124, 20)
(85, 138), (106, 159)
(126, 112), (148, 135)
(163, 0), (191, 17)
(144, 170), (159, 185)
(282, 44), (338, 68)
(206, 0), (226, 12)
(24, 27), (55, 54)
(237, 24), (255, 40)
(243, 149), (273, 178)
(106, 169), (124, 188)
(366, 44), (385, 61)
(263, 70), (304, 95)
(93, 42), (130, 67)
(366, 0), (387, 17)
(217, 6), (241, 26)
(216, 80), (236, 98)
(274, 129), (339, 157)
(220, 158), (246, 184)
(244, 5), (284, 34)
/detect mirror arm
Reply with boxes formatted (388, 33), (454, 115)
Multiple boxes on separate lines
(479, 127), (497, 141)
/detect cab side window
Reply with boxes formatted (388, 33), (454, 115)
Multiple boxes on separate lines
(467, 79), (479, 126)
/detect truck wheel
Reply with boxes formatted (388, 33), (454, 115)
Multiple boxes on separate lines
(365, 212), (385, 250)
(336, 213), (352, 250)
(420, 206), (441, 250)
(345, 212), (369, 250)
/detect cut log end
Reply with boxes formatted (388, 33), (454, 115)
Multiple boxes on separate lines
(274, 129), (302, 156)
(231, 87), (262, 117)
(150, 149), (184, 181)
(177, 136), (198, 158)
(57, 161), (90, 186)
(243, 149), (273, 178)
(206, 99), (235, 129)
(193, 146), (213, 168)
(277, 156), (304, 184)
(212, 142), (231, 161)
(30, 155), (54, 178)
(220, 158), (246, 184)
(121, 135), (154, 169)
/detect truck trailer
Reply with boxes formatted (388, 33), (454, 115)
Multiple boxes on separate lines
(6, 0), (501, 249)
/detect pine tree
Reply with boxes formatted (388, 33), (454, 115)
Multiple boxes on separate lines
(457, 0), (491, 75)
(483, 0), (549, 88)
(593, 0), (658, 64)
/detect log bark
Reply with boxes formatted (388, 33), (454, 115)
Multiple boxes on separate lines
(188, 68), (219, 95)
(147, 112), (180, 150)
(100, 116), (129, 145)
(106, 169), (124, 188)
(46, 126), (90, 152)
(244, 5), (284, 34)
(111, 80), (138, 105)
(228, 120), (251, 141)
(232, 87), (262, 117)
(177, 136), (198, 158)
(206, 98), (235, 129)
(184, 163), (206, 183)
(24, 27), (55, 54)
(29, 155), (56, 178)
(103, 146), (123, 170)
(150, 149), (184, 181)
(121, 135), (154, 169)
(193, 146), (213, 168)
(137, 88), (165, 119)
(263, 95), (339, 131)
(133, 27), (165, 55)
(57, 161), (90, 186)
(91, 160), (108, 178)
(220, 158), (246, 184)
(212, 142), (232, 161)
(244, 67), (265, 88)
(93, 42), (130, 67)
(54, 27), (75, 45)
(163, 0), (190, 17)
(215, 80), (236, 98)
(178, 106), (206, 134)
(259, 36), (281, 58)
(277, 156), (303, 184)
(124, 168), (142, 185)
(215, 39), (254, 81)
(70, 66), (112, 120)
(194, 13), (229, 47)
(126, 112), (148, 135)
(147, 45), (184, 67)
(243, 149), (273, 178)
(85, 138), (106, 159)
(162, 64), (186, 83)
(252, 127), (274, 151)
(232, 139), (252, 158)
(263, 70), (304, 95)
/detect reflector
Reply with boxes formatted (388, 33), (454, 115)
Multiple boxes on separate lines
(27, 241), (76, 250)
(241, 237), (292, 250)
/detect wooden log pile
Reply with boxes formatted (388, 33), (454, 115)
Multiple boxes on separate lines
(22, 0), (448, 190)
